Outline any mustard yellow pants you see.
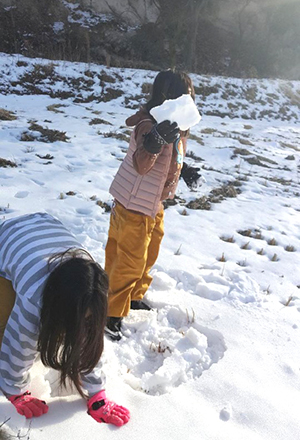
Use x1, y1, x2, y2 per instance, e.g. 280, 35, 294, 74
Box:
0, 277, 16, 349
105, 203, 164, 317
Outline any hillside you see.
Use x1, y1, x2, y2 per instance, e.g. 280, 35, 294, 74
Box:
0, 53, 300, 440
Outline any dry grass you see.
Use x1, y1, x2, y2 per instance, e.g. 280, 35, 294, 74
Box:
188, 133, 205, 145
218, 253, 226, 262
201, 127, 217, 135
186, 308, 196, 324
141, 82, 152, 95
185, 150, 204, 161
220, 235, 235, 243
186, 196, 211, 211
238, 229, 263, 240
237, 259, 247, 267
285, 245, 296, 252
280, 141, 300, 152
268, 177, 292, 186
0, 418, 12, 439
24, 123, 69, 143
284, 296, 294, 306
180, 209, 188, 216
150, 341, 172, 354
241, 241, 250, 250
99, 131, 130, 142
174, 244, 182, 255
0, 108, 17, 121
279, 84, 300, 108
89, 118, 112, 125
257, 248, 265, 255
0, 158, 17, 168
271, 253, 279, 262
237, 137, 254, 146
268, 238, 278, 246
233, 148, 252, 156
47, 104, 66, 113
96, 200, 111, 212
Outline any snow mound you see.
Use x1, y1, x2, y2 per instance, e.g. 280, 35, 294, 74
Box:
110, 306, 225, 396
195, 268, 262, 303
150, 271, 177, 290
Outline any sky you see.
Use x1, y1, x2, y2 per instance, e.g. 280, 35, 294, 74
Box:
0, 53, 300, 440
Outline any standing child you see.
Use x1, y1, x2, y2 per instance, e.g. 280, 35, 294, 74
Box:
105, 70, 201, 341
0, 212, 129, 426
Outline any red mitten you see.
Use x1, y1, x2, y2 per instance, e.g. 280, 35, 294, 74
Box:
87, 390, 130, 426
8, 391, 49, 418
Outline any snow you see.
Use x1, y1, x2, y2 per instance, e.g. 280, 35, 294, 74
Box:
150, 94, 201, 130
0, 53, 300, 440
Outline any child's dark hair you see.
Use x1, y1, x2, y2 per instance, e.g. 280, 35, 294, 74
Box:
145, 69, 195, 112
37, 249, 108, 398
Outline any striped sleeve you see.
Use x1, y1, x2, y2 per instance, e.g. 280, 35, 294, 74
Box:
0, 212, 84, 396
81, 363, 106, 397
0, 296, 39, 395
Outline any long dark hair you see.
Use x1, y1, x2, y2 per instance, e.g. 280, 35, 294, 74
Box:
145, 69, 195, 112
37, 249, 108, 398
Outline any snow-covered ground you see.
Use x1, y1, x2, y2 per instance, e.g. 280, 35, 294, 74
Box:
0, 53, 300, 440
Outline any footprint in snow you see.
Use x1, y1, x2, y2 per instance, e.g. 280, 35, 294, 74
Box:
76, 208, 92, 215
165, 267, 262, 304
31, 178, 45, 186
14, 191, 29, 198
112, 305, 226, 396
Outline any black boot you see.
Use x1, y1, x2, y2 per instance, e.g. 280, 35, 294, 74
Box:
130, 300, 152, 311
105, 317, 123, 341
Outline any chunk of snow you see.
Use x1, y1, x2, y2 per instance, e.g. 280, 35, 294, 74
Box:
150, 94, 201, 131
151, 271, 177, 290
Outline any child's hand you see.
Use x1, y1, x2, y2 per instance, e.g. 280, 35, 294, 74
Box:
87, 390, 130, 426
181, 162, 202, 189
8, 391, 49, 418
143, 120, 179, 153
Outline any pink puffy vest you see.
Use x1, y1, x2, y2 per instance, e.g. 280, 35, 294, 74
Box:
109, 121, 175, 218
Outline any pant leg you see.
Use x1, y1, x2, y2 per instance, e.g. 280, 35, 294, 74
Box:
105, 203, 155, 318
131, 208, 164, 301
0, 277, 16, 349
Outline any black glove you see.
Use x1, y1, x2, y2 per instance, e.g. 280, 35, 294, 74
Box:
143, 120, 180, 154
181, 162, 202, 189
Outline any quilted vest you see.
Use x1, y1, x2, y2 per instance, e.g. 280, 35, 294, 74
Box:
109, 120, 174, 218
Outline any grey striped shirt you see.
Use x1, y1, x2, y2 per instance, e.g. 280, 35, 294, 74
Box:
0, 212, 105, 397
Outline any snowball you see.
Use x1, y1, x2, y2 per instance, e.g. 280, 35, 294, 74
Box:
220, 404, 232, 421
150, 94, 201, 131
30, 374, 51, 400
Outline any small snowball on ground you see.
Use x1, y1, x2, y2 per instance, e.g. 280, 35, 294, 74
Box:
220, 404, 232, 421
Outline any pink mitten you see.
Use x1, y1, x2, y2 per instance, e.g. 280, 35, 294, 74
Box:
8, 391, 49, 418
87, 390, 130, 426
